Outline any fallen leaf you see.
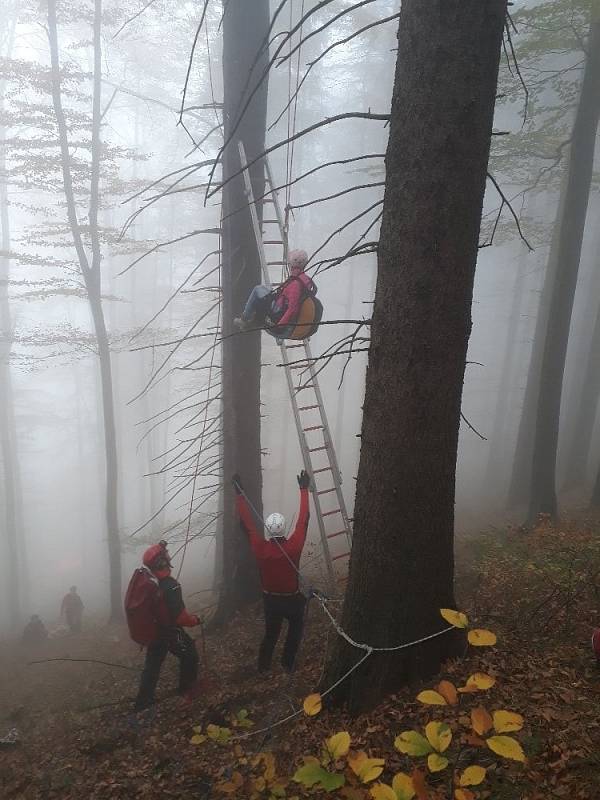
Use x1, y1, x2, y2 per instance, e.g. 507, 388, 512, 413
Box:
425, 721, 452, 753
471, 706, 493, 736
458, 765, 486, 786
437, 680, 458, 705
416, 690, 447, 706
468, 629, 497, 647
440, 609, 469, 628
302, 693, 322, 717
493, 710, 524, 733
394, 731, 433, 757
486, 735, 526, 763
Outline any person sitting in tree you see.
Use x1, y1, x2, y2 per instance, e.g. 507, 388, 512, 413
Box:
232, 469, 311, 673
60, 586, 84, 634
233, 249, 320, 341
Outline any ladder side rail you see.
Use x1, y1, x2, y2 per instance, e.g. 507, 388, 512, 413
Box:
280, 346, 336, 588
264, 157, 288, 263
237, 140, 335, 588
304, 340, 354, 549
238, 141, 274, 288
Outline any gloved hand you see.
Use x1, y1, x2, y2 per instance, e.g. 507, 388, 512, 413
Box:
275, 337, 284, 346
297, 469, 310, 489
232, 474, 243, 495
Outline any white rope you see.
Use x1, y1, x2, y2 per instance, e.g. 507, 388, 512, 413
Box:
313, 591, 455, 653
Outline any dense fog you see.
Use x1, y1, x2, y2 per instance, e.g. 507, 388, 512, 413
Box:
1, 0, 598, 634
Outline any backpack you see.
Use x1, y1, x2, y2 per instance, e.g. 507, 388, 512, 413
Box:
266, 275, 323, 340
124, 567, 161, 646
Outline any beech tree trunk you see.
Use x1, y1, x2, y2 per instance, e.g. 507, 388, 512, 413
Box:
323, 0, 506, 713
47, 0, 122, 620
563, 292, 600, 490
1, 5, 26, 628
215, 0, 269, 621
527, 16, 600, 523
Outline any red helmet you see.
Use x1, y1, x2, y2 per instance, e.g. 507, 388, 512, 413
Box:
143, 541, 171, 572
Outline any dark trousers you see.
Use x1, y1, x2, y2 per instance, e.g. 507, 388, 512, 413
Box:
259, 593, 306, 672
135, 628, 198, 710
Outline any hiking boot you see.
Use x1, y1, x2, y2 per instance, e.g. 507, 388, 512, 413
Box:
233, 317, 252, 331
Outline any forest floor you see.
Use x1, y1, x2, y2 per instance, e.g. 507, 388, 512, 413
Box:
1, 520, 600, 800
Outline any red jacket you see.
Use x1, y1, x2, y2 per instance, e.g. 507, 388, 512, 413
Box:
274, 273, 314, 328
236, 488, 310, 593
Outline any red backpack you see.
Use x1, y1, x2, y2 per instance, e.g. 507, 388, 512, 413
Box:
124, 567, 161, 646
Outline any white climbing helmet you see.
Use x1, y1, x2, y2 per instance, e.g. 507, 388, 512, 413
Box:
265, 512, 287, 539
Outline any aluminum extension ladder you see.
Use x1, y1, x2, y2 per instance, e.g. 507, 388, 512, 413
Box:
238, 140, 353, 590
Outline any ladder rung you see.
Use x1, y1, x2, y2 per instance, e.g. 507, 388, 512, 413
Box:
303, 425, 324, 432
263, 219, 279, 223
267, 260, 286, 265
313, 466, 332, 474
295, 384, 314, 391
317, 488, 336, 496
264, 240, 283, 244
299, 404, 319, 411
263, 198, 275, 203
322, 508, 341, 517
332, 552, 350, 561
289, 364, 308, 370
308, 445, 327, 453
285, 343, 306, 349
326, 530, 347, 539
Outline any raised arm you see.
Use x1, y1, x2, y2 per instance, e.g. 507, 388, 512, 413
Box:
287, 470, 311, 554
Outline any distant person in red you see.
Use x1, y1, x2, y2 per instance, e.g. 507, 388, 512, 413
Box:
233, 469, 311, 673
61, 586, 84, 633
134, 542, 201, 711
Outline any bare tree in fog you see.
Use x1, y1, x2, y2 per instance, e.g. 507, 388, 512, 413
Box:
323, 0, 507, 711
527, 8, 600, 523
213, 0, 270, 622
0, 0, 26, 629
46, 0, 122, 620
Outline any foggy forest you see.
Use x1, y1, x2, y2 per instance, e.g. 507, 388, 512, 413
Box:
1, 0, 600, 798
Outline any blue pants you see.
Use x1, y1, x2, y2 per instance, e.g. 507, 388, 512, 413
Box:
242, 285, 271, 322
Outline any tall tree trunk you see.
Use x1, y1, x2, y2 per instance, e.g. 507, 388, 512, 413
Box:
215, 0, 269, 621
483, 246, 529, 503
527, 15, 600, 523
507, 188, 565, 510
1, 2, 25, 629
47, 0, 122, 620
323, 0, 506, 713
563, 292, 600, 489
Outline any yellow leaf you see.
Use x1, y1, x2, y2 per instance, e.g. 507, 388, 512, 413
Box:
437, 680, 458, 705
427, 753, 449, 773
348, 751, 385, 783
493, 710, 524, 733
416, 690, 447, 706
190, 734, 206, 745
464, 672, 496, 690
303, 693, 322, 716
471, 706, 493, 736
392, 772, 416, 800
459, 765, 487, 786
217, 771, 243, 793
440, 608, 469, 628
394, 731, 433, 756
193, 725, 203, 733
455, 790, 475, 800
486, 735, 526, 763
370, 784, 397, 800
326, 731, 351, 759
468, 629, 497, 647
425, 721, 452, 753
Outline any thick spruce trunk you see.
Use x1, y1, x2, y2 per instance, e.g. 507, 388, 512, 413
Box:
322, 0, 507, 713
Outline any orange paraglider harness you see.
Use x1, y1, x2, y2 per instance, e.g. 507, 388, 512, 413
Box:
264, 274, 323, 340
